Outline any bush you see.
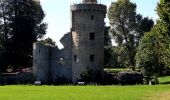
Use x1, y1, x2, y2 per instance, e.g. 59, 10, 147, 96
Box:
0, 75, 6, 85
116, 71, 143, 85
103, 72, 119, 85
0, 51, 2, 72
17, 72, 35, 84
79, 68, 102, 84
0, 72, 35, 85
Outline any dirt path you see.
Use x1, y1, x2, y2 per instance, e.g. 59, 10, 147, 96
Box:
145, 92, 170, 100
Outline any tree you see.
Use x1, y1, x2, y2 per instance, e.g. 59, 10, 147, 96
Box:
108, 0, 153, 70
136, 0, 170, 83
0, 0, 47, 70
104, 26, 113, 67
104, 26, 112, 47
40, 37, 56, 47
136, 30, 161, 84
0, 0, 10, 51
155, 0, 170, 67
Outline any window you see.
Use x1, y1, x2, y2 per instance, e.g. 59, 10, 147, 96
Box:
91, 15, 94, 20
90, 55, 95, 62
90, 32, 95, 40
74, 55, 77, 62
59, 57, 64, 65
83, 24, 85, 30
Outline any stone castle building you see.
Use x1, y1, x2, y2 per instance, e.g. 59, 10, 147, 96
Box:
33, 0, 106, 83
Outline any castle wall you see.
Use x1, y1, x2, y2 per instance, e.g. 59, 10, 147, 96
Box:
33, 43, 50, 83
48, 47, 59, 82
57, 33, 72, 82
33, 33, 73, 83
71, 4, 106, 83
33, 2, 106, 84
49, 46, 72, 83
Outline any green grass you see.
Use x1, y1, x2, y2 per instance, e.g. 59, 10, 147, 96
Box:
104, 68, 141, 74
104, 68, 129, 71
0, 85, 170, 100
104, 68, 129, 74
0, 76, 169, 100
159, 76, 170, 84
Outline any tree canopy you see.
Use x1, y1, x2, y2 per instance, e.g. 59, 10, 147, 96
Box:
0, 0, 47, 70
136, 0, 170, 83
108, 0, 153, 69
40, 37, 56, 47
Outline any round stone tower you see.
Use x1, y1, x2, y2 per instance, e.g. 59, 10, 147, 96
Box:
71, 0, 106, 83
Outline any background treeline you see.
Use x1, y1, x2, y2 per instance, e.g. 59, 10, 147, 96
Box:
0, 0, 169, 84
106, 0, 170, 83
0, 0, 47, 71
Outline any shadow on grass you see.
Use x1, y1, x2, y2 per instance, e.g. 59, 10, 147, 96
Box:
160, 81, 170, 85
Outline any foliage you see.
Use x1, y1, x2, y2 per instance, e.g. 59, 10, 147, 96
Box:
136, 31, 162, 77
104, 27, 122, 68
155, 0, 170, 67
0, 0, 47, 70
39, 37, 56, 47
104, 26, 112, 47
104, 47, 113, 67
104, 46, 123, 68
104, 27, 113, 67
136, 0, 170, 83
108, 0, 154, 69
116, 71, 143, 85
79, 68, 102, 84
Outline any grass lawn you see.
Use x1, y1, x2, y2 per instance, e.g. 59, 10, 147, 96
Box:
159, 76, 170, 84
0, 85, 170, 100
104, 68, 141, 74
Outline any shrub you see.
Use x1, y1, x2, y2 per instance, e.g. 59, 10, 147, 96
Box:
103, 72, 119, 85
0, 72, 35, 85
116, 71, 143, 85
79, 68, 102, 84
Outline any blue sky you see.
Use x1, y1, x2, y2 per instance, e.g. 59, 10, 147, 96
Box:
39, 0, 159, 48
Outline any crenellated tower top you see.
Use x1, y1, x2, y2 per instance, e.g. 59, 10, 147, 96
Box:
83, 0, 97, 4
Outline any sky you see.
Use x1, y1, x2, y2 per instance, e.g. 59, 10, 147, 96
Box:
39, 0, 159, 48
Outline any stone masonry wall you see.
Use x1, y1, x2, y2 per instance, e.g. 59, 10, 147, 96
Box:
33, 43, 50, 83
33, 33, 73, 83
71, 4, 106, 83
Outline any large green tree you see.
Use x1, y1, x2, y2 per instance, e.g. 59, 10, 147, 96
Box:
136, 30, 162, 83
0, 0, 47, 70
136, 0, 170, 83
156, 0, 170, 67
108, 0, 153, 69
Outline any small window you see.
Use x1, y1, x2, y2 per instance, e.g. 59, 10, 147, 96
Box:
90, 55, 95, 62
90, 32, 95, 40
74, 55, 77, 62
59, 57, 64, 65
91, 15, 94, 20
83, 24, 85, 30
39, 49, 40, 53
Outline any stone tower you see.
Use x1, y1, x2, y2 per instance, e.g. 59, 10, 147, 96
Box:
33, 43, 50, 83
71, 0, 107, 83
